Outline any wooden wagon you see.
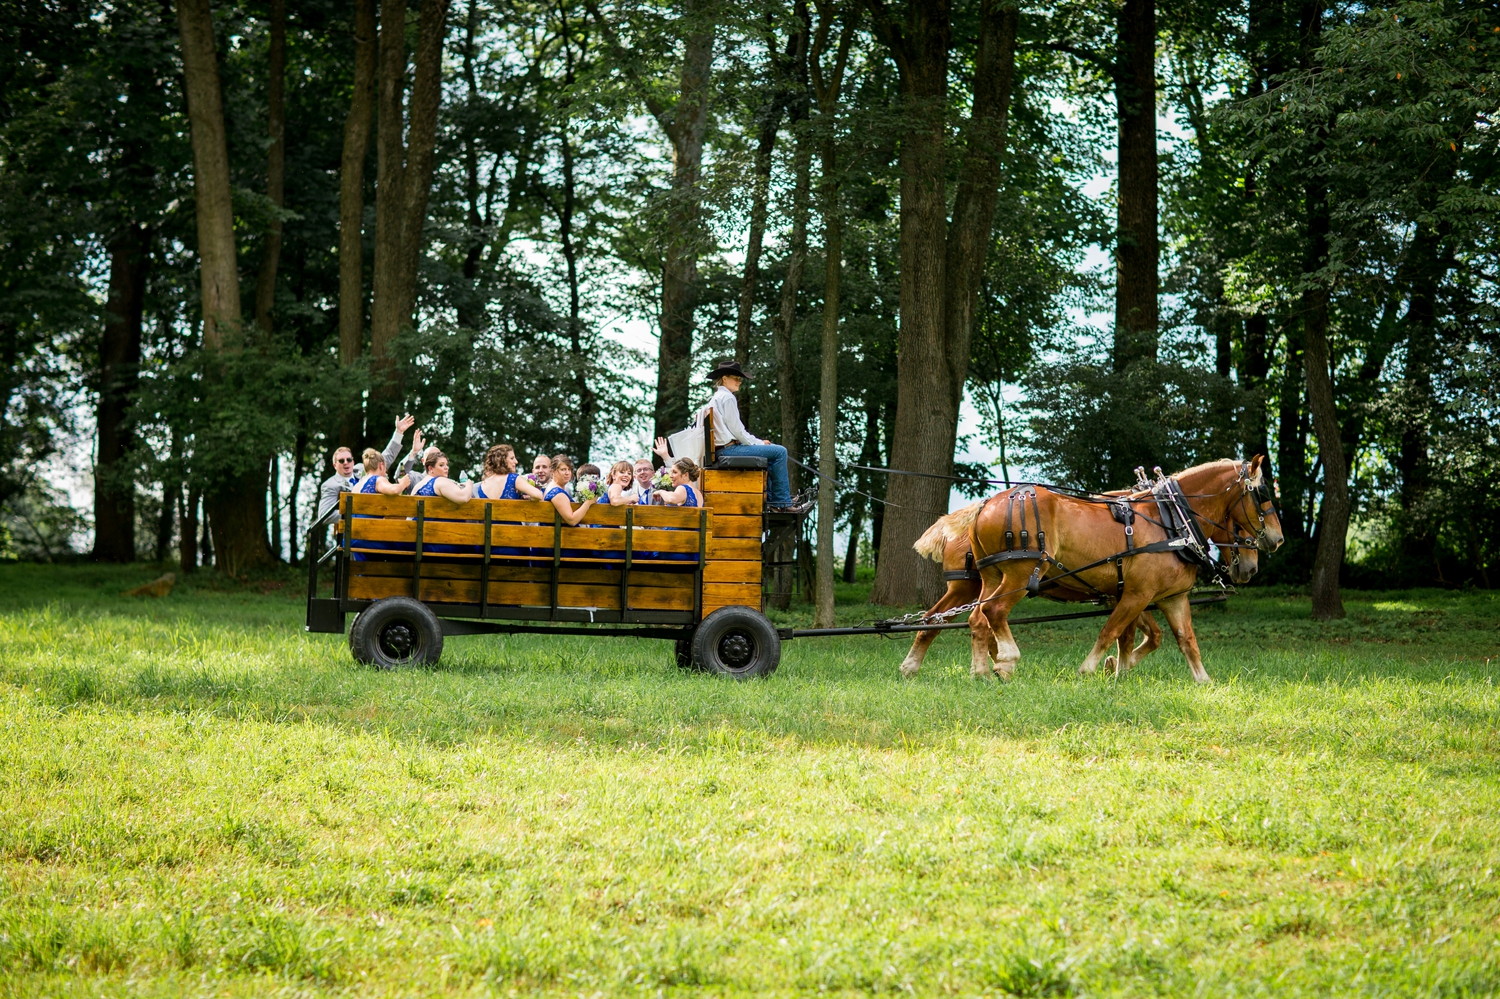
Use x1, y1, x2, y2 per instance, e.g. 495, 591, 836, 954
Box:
305, 458, 786, 677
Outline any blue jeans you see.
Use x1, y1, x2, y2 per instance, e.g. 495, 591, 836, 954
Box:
716, 442, 792, 507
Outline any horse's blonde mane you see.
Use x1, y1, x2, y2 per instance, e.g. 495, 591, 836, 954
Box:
913, 499, 985, 563
1173, 458, 1257, 488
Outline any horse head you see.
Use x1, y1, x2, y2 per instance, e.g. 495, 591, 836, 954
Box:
1237, 455, 1285, 553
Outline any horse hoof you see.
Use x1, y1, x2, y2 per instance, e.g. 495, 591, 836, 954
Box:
1103, 655, 1118, 676
898, 663, 919, 679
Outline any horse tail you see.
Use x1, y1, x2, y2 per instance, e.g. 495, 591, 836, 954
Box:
912, 500, 987, 563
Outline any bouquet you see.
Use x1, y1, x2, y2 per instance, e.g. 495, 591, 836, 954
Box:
574, 476, 604, 502
524, 471, 549, 493
652, 471, 672, 492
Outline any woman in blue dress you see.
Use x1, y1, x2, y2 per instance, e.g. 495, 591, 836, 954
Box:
474, 444, 545, 564
543, 456, 599, 526
412, 448, 474, 557
349, 448, 412, 559
651, 457, 703, 562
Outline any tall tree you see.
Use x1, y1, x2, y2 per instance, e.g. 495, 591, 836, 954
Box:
867, 0, 1019, 605
337, 0, 378, 451
368, 0, 453, 433
809, 0, 855, 627
1112, 0, 1157, 370
176, 0, 275, 574
586, 0, 717, 440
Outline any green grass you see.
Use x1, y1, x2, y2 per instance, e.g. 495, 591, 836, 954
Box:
1, 563, 1497, 997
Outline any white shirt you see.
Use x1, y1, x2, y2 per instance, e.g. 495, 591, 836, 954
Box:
707, 385, 757, 447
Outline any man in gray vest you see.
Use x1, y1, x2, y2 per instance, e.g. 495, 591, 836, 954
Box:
316, 414, 416, 519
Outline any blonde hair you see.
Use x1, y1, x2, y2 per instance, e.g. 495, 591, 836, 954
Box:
360, 448, 384, 472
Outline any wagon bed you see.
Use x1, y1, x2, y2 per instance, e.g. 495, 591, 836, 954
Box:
306, 463, 785, 676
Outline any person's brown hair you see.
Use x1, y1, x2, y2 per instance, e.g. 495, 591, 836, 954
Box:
361, 448, 384, 472
423, 449, 446, 472
609, 460, 633, 483
673, 457, 700, 481
483, 444, 514, 477
551, 455, 574, 475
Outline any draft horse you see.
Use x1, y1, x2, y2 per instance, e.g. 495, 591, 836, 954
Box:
900, 500, 1163, 678
962, 457, 1282, 683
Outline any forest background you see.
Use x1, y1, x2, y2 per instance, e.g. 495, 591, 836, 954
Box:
0, 0, 1495, 619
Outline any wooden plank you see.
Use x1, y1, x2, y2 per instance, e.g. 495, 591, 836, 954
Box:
349, 562, 699, 589
702, 560, 761, 584
700, 469, 766, 493
708, 537, 763, 561
700, 493, 761, 516
343, 493, 704, 529
347, 576, 697, 612
710, 514, 763, 539
700, 597, 764, 618
703, 582, 761, 605
346, 521, 709, 553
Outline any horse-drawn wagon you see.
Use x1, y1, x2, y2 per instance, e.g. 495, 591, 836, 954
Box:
305, 457, 787, 677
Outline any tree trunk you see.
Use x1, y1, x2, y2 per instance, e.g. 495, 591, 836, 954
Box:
93, 224, 149, 562
1112, 0, 1158, 371
368, 0, 452, 433
338, 0, 377, 451
177, 0, 275, 574
768, 124, 812, 612
651, 7, 715, 441
810, 5, 853, 627
253, 0, 286, 335
870, 0, 1017, 606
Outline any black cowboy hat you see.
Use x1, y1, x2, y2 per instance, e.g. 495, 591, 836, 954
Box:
706, 359, 750, 381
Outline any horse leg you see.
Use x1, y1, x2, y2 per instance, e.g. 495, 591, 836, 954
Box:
1122, 611, 1163, 672
1103, 613, 1136, 676
1079, 595, 1153, 676
1156, 592, 1211, 683
966, 571, 1026, 679
899, 578, 977, 678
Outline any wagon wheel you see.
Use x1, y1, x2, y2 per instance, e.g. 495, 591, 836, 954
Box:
690, 607, 781, 679
349, 597, 444, 669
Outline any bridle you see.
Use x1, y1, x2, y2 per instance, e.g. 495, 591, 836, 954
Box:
1193, 462, 1280, 578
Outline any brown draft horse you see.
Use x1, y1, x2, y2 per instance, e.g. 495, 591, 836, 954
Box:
900, 500, 1162, 678
961, 457, 1283, 683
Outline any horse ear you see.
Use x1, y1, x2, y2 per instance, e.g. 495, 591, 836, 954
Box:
1249, 454, 1270, 487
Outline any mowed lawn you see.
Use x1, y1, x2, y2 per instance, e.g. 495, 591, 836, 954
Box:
1, 564, 1497, 998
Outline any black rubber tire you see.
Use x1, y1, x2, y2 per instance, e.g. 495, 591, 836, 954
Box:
348, 597, 444, 669
690, 607, 781, 679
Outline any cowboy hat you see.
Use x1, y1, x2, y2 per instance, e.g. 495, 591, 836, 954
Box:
706, 359, 750, 381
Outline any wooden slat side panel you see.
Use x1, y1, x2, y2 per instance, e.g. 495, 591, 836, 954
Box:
703, 583, 761, 606
708, 537, 762, 561
701, 597, 764, 617
710, 515, 763, 539
701, 493, 761, 516
344, 493, 704, 529
346, 522, 708, 552
700, 470, 767, 493
346, 577, 695, 612
348, 564, 700, 588
702, 560, 762, 584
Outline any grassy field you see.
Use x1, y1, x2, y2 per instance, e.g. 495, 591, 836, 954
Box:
1, 563, 1497, 997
